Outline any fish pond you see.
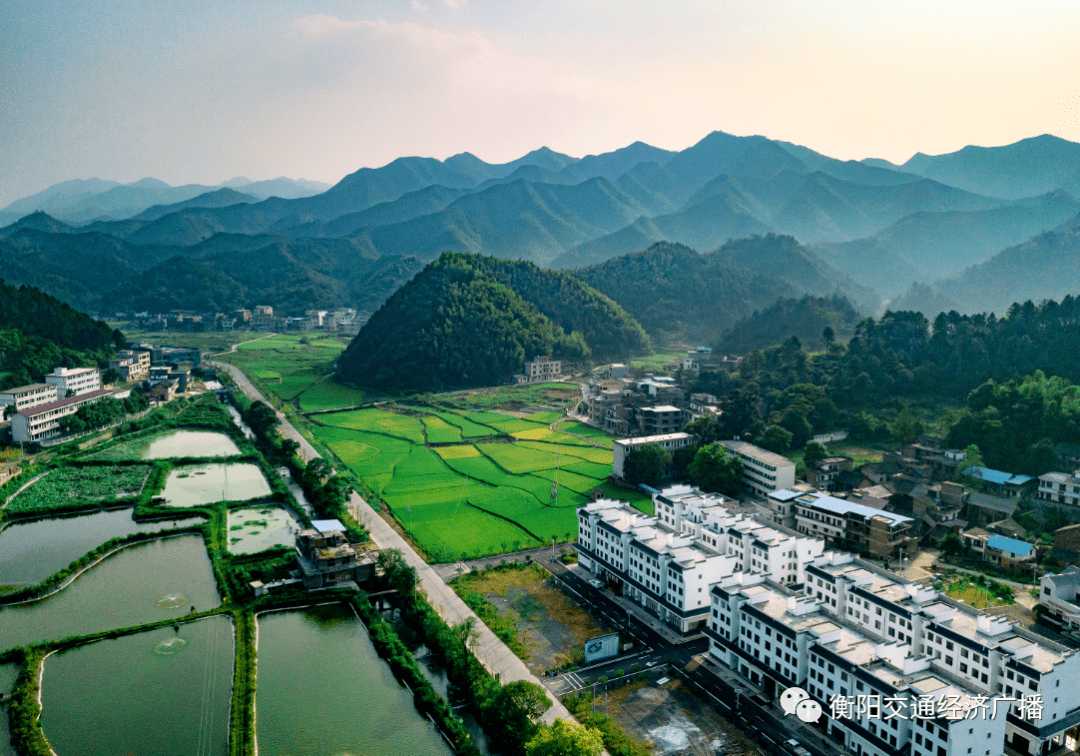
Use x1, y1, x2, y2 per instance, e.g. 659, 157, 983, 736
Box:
161, 463, 272, 508
90, 429, 243, 461
40, 615, 234, 756
0, 534, 221, 653
0, 508, 203, 591
255, 603, 453, 756
226, 504, 300, 554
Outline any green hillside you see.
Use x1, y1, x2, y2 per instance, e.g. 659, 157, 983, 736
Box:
717, 294, 863, 354
337, 253, 648, 391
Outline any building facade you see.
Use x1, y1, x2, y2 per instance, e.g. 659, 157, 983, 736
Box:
11, 388, 113, 444
719, 440, 797, 498
1038, 472, 1080, 507
45, 367, 101, 398
612, 432, 694, 479
0, 383, 58, 412
515, 355, 562, 384
793, 492, 917, 560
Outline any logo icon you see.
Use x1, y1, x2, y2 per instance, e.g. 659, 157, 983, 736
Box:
780, 687, 823, 723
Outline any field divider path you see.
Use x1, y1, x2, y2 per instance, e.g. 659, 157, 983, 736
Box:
549, 416, 609, 449
211, 358, 583, 731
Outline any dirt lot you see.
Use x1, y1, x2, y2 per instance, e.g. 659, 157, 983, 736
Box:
469, 563, 612, 672
592, 669, 763, 756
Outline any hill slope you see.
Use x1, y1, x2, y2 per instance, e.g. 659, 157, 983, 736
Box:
337, 253, 648, 391
717, 294, 863, 354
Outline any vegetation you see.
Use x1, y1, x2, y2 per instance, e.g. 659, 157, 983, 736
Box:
622, 443, 669, 487
717, 293, 862, 353
337, 252, 648, 392
58, 392, 149, 434
563, 691, 653, 756
0, 278, 120, 391
687, 443, 743, 496
5, 464, 152, 514
527, 719, 604, 756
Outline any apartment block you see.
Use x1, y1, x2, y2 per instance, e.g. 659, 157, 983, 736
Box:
706, 551, 1080, 756
45, 367, 101, 398
514, 355, 562, 384
794, 492, 916, 560
637, 405, 689, 435
719, 440, 797, 498
0, 383, 59, 412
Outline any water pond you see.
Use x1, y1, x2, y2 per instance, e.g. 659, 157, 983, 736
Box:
91, 429, 243, 461
226, 503, 300, 554
161, 463, 272, 508
255, 603, 453, 756
1, 662, 17, 756
0, 509, 203, 590
40, 615, 233, 756
0, 534, 221, 653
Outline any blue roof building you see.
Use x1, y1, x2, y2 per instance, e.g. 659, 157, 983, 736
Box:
962, 465, 1036, 496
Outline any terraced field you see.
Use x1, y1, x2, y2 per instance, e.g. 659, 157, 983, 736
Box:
309, 403, 637, 561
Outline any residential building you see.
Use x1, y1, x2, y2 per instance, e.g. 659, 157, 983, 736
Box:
11, 388, 113, 444
636, 405, 688, 435
706, 551, 1080, 756
794, 492, 916, 560
0, 383, 58, 413
251, 305, 276, 331
719, 440, 797, 498
603, 363, 629, 380
109, 349, 151, 381
514, 355, 562, 384
45, 367, 101, 398
805, 456, 854, 492
612, 432, 694, 479
963, 466, 1037, 498
295, 528, 375, 590
150, 346, 202, 368
1038, 471, 1080, 507
962, 532, 1038, 573
1040, 566, 1080, 630
575, 486, 824, 633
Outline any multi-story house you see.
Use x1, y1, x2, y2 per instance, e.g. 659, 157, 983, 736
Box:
45, 367, 101, 398
1038, 471, 1080, 507
612, 433, 694, 479
720, 440, 797, 498
637, 405, 689, 435
794, 492, 916, 560
0, 383, 58, 413
514, 355, 562, 384
11, 388, 113, 444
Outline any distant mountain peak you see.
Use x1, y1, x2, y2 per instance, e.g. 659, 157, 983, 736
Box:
128, 177, 171, 189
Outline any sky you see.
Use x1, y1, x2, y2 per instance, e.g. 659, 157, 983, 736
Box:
3, 0, 1080, 207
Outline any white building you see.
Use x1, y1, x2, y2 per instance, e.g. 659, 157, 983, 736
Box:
11, 388, 113, 444
794, 492, 916, 560
0, 383, 58, 413
707, 551, 1080, 756
1040, 566, 1080, 629
612, 432, 694, 479
576, 486, 824, 633
515, 355, 562, 384
1038, 471, 1080, 507
45, 367, 101, 398
719, 439, 797, 498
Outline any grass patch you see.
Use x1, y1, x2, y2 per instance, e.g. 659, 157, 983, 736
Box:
7, 465, 152, 514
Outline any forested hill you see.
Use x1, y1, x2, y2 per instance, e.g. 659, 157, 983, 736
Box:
337, 253, 649, 391
0, 279, 120, 390
717, 294, 863, 354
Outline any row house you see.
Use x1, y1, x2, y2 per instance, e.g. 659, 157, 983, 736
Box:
707, 552, 1080, 756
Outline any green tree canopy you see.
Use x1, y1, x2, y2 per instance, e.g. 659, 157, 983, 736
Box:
688, 443, 744, 496
623, 443, 670, 487
803, 440, 828, 469
758, 425, 794, 455
526, 719, 604, 756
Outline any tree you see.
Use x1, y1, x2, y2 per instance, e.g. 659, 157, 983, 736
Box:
280, 438, 300, 460
889, 407, 923, 445
303, 458, 332, 490
527, 719, 604, 756
758, 425, 794, 455
803, 440, 828, 469
940, 533, 963, 555
102, 367, 122, 386
623, 443, 669, 487
688, 443, 744, 496
495, 681, 552, 720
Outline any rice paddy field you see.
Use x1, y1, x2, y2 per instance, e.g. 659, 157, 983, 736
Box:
309, 401, 649, 561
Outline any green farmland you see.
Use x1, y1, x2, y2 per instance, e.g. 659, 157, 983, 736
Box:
307, 394, 647, 561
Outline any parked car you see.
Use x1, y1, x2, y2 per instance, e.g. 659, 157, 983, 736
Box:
588, 579, 603, 589
784, 738, 812, 756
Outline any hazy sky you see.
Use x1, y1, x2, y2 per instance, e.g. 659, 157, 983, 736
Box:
3, 0, 1080, 206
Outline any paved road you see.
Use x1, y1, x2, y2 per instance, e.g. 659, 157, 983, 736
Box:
211, 358, 575, 727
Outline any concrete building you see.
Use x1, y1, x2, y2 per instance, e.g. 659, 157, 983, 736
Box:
45, 367, 101, 398
515, 355, 562, 384
706, 551, 1080, 756
1040, 566, 1080, 630
603, 363, 629, 380
962, 532, 1038, 573
11, 388, 113, 444
109, 349, 151, 381
0, 383, 58, 413
719, 440, 797, 498
636, 405, 688, 435
805, 456, 855, 492
794, 492, 917, 560
295, 528, 376, 590
575, 486, 824, 634
963, 466, 1037, 499
612, 432, 694, 479
1038, 471, 1080, 507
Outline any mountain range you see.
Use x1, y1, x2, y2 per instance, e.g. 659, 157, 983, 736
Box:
3, 131, 1080, 331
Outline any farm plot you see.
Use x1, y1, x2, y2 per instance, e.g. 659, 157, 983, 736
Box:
7, 465, 152, 514
421, 416, 463, 444
297, 379, 367, 411
317, 409, 425, 443
430, 411, 499, 438
556, 421, 616, 448
478, 443, 565, 475
313, 426, 412, 491
516, 440, 613, 465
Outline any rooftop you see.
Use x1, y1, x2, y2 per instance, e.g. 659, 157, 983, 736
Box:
15, 388, 113, 417
798, 493, 913, 525
615, 432, 693, 446
962, 465, 1035, 487
986, 534, 1035, 558
0, 383, 53, 395
720, 439, 793, 468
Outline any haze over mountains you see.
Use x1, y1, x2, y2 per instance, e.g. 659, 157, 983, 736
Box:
3, 131, 1080, 335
